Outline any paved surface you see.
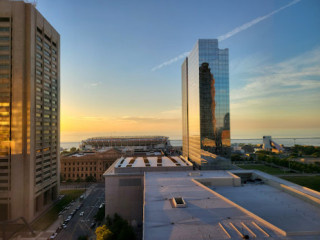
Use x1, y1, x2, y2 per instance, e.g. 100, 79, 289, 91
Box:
55, 183, 104, 240
19, 183, 105, 240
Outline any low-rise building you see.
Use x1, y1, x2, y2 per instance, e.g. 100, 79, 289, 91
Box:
103, 156, 193, 225
104, 161, 320, 239
61, 148, 121, 181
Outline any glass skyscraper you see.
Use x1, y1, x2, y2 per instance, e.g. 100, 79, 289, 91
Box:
182, 39, 230, 169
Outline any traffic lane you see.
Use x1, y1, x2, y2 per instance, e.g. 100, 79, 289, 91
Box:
54, 184, 105, 240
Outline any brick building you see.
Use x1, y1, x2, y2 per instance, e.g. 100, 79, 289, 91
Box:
61, 148, 122, 181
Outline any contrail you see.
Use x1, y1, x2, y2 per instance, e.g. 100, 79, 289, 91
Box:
151, 51, 190, 71
151, 0, 301, 71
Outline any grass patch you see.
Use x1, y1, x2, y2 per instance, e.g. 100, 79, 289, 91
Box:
238, 164, 286, 175
32, 189, 85, 231
280, 176, 320, 192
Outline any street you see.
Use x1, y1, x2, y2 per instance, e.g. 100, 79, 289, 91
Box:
54, 183, 104, 240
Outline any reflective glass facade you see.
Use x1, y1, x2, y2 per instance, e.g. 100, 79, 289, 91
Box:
182, 39, 230, 169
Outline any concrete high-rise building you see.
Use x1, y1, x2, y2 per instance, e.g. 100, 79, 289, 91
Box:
0, 0, 60, 222
182, 39, 230, 169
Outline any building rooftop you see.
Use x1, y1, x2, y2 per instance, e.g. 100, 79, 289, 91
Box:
143, 170, 320, 240
116, 156, 191, 168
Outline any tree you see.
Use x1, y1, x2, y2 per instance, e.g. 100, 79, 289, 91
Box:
95, 205, 105, 222
78, 235, 88, 240
85, 175, 96, 182
96, 225, 113, 240
70, 147, 77, 152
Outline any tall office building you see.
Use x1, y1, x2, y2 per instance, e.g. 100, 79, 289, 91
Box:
0, 0, 60, 222
182, 39, 230, 169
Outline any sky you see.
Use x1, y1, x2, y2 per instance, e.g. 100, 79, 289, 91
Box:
35, 0, 320, 141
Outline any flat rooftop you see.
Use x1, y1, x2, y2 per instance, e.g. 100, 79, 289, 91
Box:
144, 170, 320, 240
214, 184, 320, 234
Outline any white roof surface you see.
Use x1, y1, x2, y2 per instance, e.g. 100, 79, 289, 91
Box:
144, 170, 320, 240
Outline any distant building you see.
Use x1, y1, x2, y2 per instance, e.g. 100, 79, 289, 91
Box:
182, 39, 231, 169
61, 148, 121, 181
0, 0, 60, 222
263, 136, 284, 153
80, 136, 169, 153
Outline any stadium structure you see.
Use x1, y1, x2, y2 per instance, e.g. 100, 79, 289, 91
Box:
80, 136, 170, 152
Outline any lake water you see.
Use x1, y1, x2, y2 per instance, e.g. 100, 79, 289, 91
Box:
61, 138, 320, 150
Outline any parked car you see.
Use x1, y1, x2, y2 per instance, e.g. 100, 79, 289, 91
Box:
49, 232, 57, 239
79, 211, 84, 216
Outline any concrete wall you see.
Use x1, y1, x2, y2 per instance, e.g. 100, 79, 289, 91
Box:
105, 174, 144, 225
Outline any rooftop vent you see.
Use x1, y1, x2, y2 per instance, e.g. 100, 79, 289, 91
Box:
188, 172, 202, 176
172, 197, 187, 208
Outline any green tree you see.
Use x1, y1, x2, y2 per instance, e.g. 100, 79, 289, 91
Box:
78, 235, 88, 240
96, 225, 113, 240
70, 147, 77, 152
95, 205, 105, 222
85, 175, 96, 182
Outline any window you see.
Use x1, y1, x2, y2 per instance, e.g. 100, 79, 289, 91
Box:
0, 18, 10, 22
36, 35, 42, 42
45, 34, 51, 42
0, 55, 9, 60
52, 49, 57, 54
52, 56, 56, 61
0, 64, 9, 69
52, 42, 57, 47
36, 61, 42, 67
36, 44, 42, 51
36, 70, 42, 76
0, 27, 9, 32
44, 50, 50, 57
44, 66, 50, 72
0, 46, 9, 51
36, 53, 42, 59
44, 42, 50, 49
0, 36, 9, 41
37, 27, 42, 34
44, 58, 50, 65
0, 74, 9, 79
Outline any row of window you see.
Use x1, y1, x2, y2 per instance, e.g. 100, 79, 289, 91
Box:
36, 27, 57, 48
0, 46, 9, 51
0, 27, 9, 32
64, 173, 97, 178
64, 167, 99, 171
63, 161, 105, 166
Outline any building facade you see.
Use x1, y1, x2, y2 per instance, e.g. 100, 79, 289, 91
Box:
61, 148, 122, 181
182, 39, 230, 169
0, 1, 60, 222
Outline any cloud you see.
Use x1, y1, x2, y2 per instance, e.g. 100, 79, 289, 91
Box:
231, 46, 320, 101
151, 0, 301, 71
84, 81, 102, 88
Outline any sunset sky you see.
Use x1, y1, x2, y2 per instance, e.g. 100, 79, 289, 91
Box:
36, 0, 320, 142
